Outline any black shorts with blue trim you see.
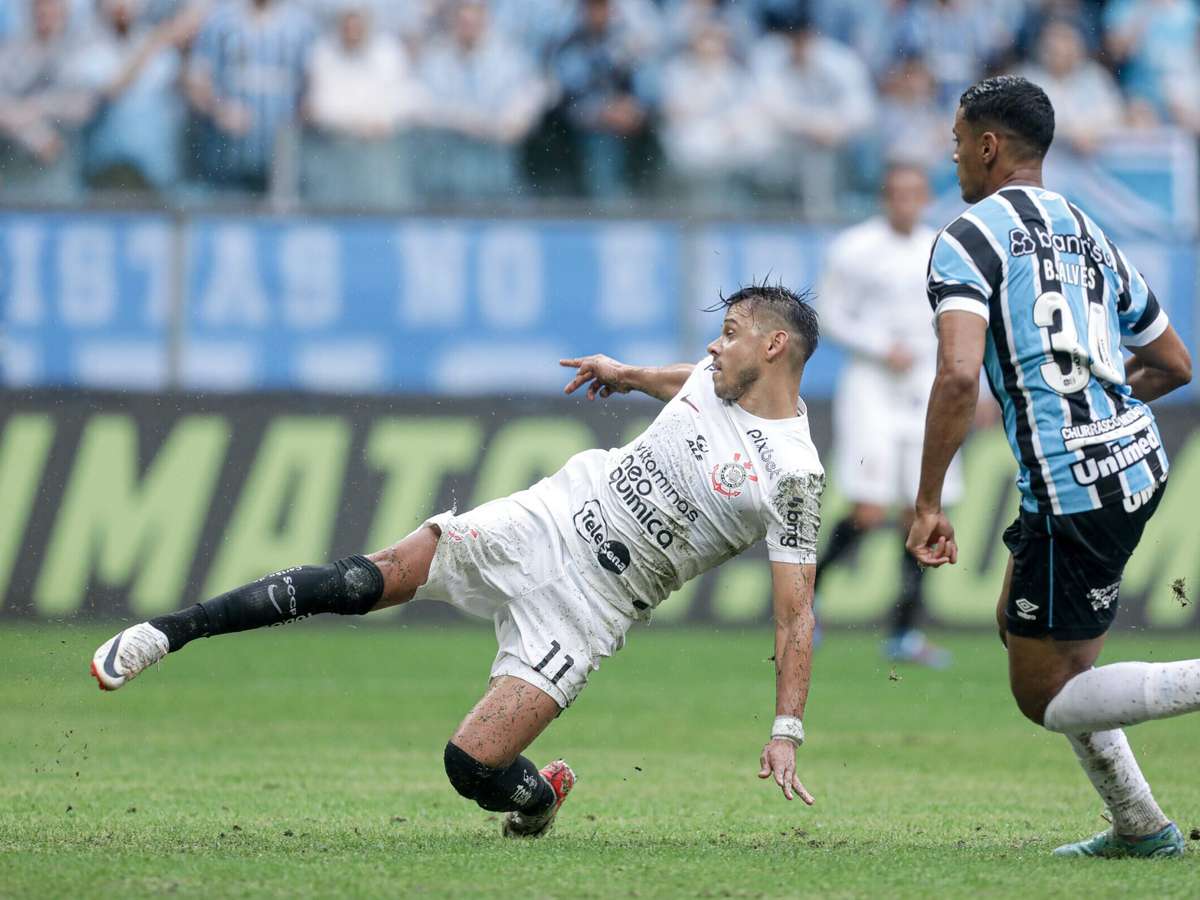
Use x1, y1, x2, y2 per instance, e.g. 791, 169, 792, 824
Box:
1001, 479, 1166, 641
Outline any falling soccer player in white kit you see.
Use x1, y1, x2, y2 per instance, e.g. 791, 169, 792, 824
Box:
91, 285, 827, 837
815, 164, 964, 666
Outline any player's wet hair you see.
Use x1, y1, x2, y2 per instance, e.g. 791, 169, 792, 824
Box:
959, 75, 1055, 159
705, 282, 820, 365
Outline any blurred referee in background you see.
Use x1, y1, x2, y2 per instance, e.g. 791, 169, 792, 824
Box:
814, 164, 964, 667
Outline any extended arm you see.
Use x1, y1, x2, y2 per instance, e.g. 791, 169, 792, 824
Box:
560, 355, 693, 403
758, 560, 816, 804
1124, 324, 1192, 403
907, 311, 987, 567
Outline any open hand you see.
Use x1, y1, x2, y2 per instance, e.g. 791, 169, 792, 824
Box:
758, 739, 814, 804
560, 355, 632, 400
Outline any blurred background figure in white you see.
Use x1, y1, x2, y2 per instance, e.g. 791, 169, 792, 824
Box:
814, 163, 964, 668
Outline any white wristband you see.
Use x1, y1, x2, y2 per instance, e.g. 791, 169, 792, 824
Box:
771, 715, 805, 747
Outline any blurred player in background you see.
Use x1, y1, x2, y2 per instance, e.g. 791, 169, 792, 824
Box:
910, 75, 1197, 859
91, 285, 827, 837
815, 164, 959, 667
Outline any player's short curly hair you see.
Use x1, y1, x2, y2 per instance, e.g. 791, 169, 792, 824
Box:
959, 75, 1055, 159
705, 282, 820, 364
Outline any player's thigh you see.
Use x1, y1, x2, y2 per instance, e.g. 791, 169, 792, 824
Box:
450, 675, 561, 768
995, 555, 1013, 645
1006, 633, 1106, 725
366, 524, 440, 610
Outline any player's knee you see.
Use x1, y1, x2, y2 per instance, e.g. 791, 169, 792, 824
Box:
1014, 692, 1049, 726
1010, 678, 1058, 726
443, 741, 491, 803
329, 555, 385, 615
852, 504, 887, 530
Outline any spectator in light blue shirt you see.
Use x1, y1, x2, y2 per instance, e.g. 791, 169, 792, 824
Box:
185, 0, 314, 193
417, 1, 548, 201
71, 0, 197, 192
1105, 0, 1200, 121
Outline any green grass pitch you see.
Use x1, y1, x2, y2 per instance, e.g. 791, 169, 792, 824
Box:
1, 623, 1198, 898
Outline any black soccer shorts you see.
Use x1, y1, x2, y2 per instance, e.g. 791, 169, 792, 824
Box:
1001, 479, 1166, 641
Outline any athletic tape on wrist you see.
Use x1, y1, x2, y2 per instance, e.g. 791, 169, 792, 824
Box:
771, 715, 805, 747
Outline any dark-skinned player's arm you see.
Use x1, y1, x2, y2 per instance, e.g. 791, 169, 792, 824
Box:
1123, 324, 1192, 403
559, 355, 693, 403
906, 310, 988, 568
758, 560, 817, 805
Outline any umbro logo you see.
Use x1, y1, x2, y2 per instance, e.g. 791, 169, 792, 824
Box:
1009, 228, 1036, 257
1015, 598, 1039, 621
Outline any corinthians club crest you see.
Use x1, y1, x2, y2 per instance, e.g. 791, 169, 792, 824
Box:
711, 452, 757, 498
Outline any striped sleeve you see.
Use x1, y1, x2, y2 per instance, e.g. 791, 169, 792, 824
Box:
1113, 245, 1169, 347
926, 216, 1001, 324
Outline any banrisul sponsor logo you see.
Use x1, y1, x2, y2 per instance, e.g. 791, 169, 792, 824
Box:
573, 500, 631, 575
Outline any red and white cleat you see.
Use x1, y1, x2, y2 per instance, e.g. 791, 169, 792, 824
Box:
501, 759, 576, 838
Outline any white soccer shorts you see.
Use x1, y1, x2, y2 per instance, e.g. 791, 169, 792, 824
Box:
418, 494, 634, 708
834, 366, 963, 508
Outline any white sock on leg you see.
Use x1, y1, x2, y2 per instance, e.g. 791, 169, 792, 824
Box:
1065, 730, 1169, 839
1042, 660, 1200, 733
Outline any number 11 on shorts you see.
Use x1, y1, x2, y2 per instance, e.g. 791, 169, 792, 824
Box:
532, 640, 575, 685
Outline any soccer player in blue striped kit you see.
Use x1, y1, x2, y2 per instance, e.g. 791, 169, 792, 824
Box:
908, 75, 1197, 858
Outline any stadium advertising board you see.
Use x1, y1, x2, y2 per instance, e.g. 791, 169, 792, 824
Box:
3, 212, 1196, 400
4, 391, 1199, 630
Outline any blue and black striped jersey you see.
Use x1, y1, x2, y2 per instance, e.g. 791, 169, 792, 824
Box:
927, 185, 1169, 516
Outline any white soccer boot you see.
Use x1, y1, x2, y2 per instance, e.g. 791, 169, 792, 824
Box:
90, 623, 170, 691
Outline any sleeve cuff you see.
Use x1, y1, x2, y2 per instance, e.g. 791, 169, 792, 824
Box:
935, 295, 990, 324
1122, 310, 1169, 347
768, 550, 816, 566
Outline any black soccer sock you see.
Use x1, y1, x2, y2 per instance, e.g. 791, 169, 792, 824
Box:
149, 555, 384, 652
444, 742, 556, 816
890, 544, 925, 637
813, 516, 866, 589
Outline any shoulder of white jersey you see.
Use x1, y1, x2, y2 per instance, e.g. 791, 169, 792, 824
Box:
767, 413, 824, 474
828, 216, 887, 256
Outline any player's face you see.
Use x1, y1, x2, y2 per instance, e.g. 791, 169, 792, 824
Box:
706, 306, 762, 402
952, 108, 986, 204
883, 168, 929, 233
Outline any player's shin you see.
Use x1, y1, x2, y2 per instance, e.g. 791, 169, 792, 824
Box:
891, 549, 924, 636
1065, 729, 1169, 838
148, 556, 385, 652
1043, 660, 1200, 732
813, 517, 865, 586
443, 742, 555, 816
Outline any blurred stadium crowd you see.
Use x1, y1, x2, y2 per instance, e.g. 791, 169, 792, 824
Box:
0, 0, 1198, 214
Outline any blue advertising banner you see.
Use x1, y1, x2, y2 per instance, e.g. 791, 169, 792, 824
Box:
181, 217, 685, 393
2, 212, 1196, 398
0, 212, 173, 389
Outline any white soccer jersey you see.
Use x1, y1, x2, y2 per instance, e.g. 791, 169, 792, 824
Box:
819, 216, 940, 417
527, 358, 825, 619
